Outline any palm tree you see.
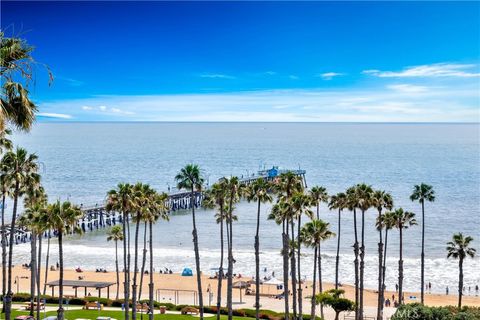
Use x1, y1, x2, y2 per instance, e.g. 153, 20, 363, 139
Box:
300, 219, 335, 320
0, 169, 12, 312
354, 183, 373, 320
345, 186, 360, 319
19, 182, 46, 317
203, 181, 228, 320
131, 183, 154, 319
1, 147, 39, 319
107, 225, 124, 300
245, 178, 272, 319
223, 176, 243, 320
0, 129, 12, 154
309, 186, 328, 220
446, 233, 476, 309
376, 210, 396, 312
46, 201, 83, 320
328, 192, 347, 290
410, 183, 435, 305
34, 207, 49, 320
290, 191, 313, 320
138, 221, 148, 301
175, 164, 205, 319
390, 208, 416, 305
106, 183, 135, 320
147, 192, 169, 320
273, 172, 303, 320
371, 190, 393, 320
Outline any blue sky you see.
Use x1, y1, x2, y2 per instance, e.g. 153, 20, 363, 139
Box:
2, 1, 479, 122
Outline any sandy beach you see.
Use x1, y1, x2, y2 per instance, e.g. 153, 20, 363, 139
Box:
5, 265, 480, 319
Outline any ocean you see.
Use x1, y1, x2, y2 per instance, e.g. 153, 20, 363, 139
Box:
8, 122, 480, 294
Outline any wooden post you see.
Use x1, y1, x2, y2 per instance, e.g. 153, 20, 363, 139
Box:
75, 287, 78, 297
51, 286, 54, 297
98, 288, 101, 298
107, 286, 110, 300
85, 286, 87, 297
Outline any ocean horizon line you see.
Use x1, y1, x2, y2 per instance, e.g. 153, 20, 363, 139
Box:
34, 120, 480, 124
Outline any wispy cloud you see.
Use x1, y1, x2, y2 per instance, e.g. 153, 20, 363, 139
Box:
57, 76, 85, 87
37, 112, 73, 119
39, 82, 479, 122
199, 73, 236, 79
387, 84, 429, 93
289, 75, 299, 80
318, 72, 345, 80
363, 63, 480, 78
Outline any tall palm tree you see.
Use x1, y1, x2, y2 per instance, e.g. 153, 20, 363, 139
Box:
328, 192, 347, 290
107, 225, 124, 300
46, 201, 83, 320
245, 178, 272, 319
371, 190, 393, 320
390, 208, 416, 305
131, 183, 154, 319
446, 233, 476, 309
203, 181, 228, 320
410, 183, 435, 305
309, 186, 328, 220
376, 210, 396, 312
138, 221, 148, 301
106, 183, 135, 320
290, 191, 313, 320
345, 186, 360, 319
19, 182, 46, 317
273, 172, 303, 320
0, 170, 12, 312
0, 129, 12, 154
223, 176, 243, 320
300, 219, 335, 320
354, 183, 373, 320
34, 206, 49, 320
1, 147, 39, 319
175, 164, 205, 319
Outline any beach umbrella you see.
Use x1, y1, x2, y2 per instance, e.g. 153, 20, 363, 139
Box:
181, 267, 193, 276
233, 280, 250, 303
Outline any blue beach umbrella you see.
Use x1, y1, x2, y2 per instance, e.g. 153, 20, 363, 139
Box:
182, 267, 193, 276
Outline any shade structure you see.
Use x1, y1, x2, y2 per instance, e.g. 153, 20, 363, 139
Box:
233, 281, 250, 303
181, 267, 193, 276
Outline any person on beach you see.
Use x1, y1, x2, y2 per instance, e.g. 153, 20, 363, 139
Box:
446, 286, 449, 295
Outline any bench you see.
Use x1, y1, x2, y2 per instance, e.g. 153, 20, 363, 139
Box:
23, 302, 45, 311
136, 303, 149, 312
181, 306, 199, 315
83, 301, 104, 310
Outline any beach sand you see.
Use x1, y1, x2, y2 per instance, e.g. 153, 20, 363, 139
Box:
6, 265, 480, 319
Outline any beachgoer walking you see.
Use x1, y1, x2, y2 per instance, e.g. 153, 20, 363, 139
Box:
446, 286, 449, 295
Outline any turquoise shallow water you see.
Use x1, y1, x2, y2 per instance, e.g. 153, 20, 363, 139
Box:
9, 122, 480, 293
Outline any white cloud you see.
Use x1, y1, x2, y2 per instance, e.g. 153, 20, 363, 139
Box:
82, 106, 93, 110
289, 75, 299, 80
37, 112, 73, 119
99, 106, 107, 111
318, 72, 344, 80
57, 76, 84, 87
200, 73, 236, 79
387, 84, 429, 93
363, 63, 480, 78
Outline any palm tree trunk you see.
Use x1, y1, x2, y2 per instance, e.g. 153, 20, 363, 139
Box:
115, 240, 120, 300
359, 210, 365, 320
352, 208, 359, 320
398, 227, 403, 305
29, 232, 37, 316
421, 201, 425, 305
57, 231, 64, 320
216, 213, 224, 320
335, 209, 341, 289
458, 258, 463, 309
290, 221, 297, 320
37, 234, 42, 320
5, 185, 19, 320
122, 212, 130, 320
227, 218, 234, 320
377, 210, 384, 320
43, 235, 50, 296
282, 220, 290, 320
297, 215, 303, 320
318, 243, 324, 319
138, 222, 147, 301
1, 193, 7, 313
131, 214, 141, 320
191, 189, 204, 319
310, 246, 317, 320
382, 229, 389, 308
254, 200, 261, 320
148, 221, 154, 320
